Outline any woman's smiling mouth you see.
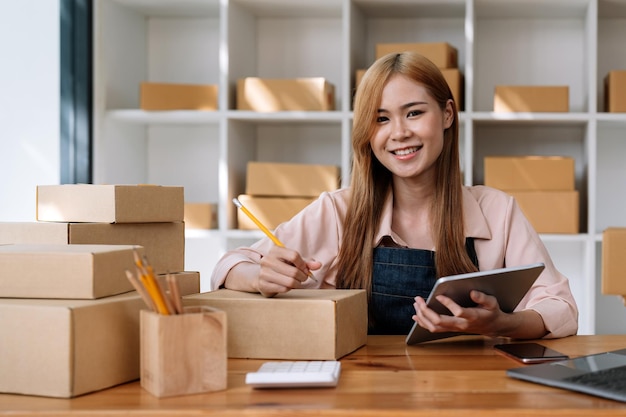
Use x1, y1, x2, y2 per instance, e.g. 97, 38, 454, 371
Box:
392, 146, 422, 156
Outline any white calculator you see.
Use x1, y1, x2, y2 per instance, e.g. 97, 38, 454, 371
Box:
245, 360, 341, 389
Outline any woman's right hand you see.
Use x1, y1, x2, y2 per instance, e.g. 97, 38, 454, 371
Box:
256, 245, 321, 297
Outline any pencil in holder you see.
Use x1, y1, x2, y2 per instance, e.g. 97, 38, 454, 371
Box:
140, 306, 227, 397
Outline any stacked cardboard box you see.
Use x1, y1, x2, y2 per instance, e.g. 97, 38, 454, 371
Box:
484, 156, 579, 234
237, 162, 340, 230
0, 184, 200, 398
355, 42, 464, 110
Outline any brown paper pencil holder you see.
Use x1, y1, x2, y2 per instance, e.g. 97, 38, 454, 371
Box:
140, 306, 227, 397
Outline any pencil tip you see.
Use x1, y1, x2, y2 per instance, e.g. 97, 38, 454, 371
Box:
232, 198, 242, 208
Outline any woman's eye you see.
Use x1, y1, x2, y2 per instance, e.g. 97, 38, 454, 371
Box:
376, 116, 389, 123
407, 110, 423, 117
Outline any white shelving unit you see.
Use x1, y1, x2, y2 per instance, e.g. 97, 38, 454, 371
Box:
93, 0, 626, 335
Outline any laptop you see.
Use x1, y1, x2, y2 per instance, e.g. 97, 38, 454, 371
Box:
507, 348, 626, 403
406, 263, 545, 345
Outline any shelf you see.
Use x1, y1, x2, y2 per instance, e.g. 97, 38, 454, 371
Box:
94, 0, 626, 335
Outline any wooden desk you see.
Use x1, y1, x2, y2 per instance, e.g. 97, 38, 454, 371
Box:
2, 335, 626, 416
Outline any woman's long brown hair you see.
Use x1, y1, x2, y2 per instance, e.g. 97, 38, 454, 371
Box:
336, 52, 478, 294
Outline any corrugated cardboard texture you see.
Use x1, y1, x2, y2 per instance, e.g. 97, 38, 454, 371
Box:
0, 222, 185, 275
604, 70, 626, 113
246, 161, 340, 197
236, 195, 316, 230
237, 77, 335, 111
375, 42, 458, 68
507, 191, 579, 234
184, 289, 367, 360
484, 156, 575, 191
140, 82, 218, 111
36, 184, 184, 223
602, 228, 626, 295
0, 293, 144, 398
494, 86, 569, 112
0, 244, 141, 299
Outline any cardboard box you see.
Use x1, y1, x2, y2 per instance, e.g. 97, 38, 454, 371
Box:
0, 279, 201, 399
494, 86, 569, 112
0, 292, 143, 398
184, 289, 368, 360
0, 221, 184, 275
237, 77, 335, 111
36, 184, 184, 223
442, 68, 464, 110
236, 195, 316, 230
0, 244, 142, 299
507, 191, 579, 234
604, 70, 626, 112
157, 271, 200, 296
375, 42, 458, 68
602, 228, 626, 295
484, 156, 575, 191
246, 161, 340, 197
184, 203, 218, 229
140, 82, 218, 111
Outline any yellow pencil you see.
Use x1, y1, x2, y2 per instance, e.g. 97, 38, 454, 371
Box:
233, 197, 317, 282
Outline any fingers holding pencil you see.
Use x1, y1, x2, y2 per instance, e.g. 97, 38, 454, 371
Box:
233, 198, 319, 283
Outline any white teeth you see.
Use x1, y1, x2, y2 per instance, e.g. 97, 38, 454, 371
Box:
393, 147, 419, 156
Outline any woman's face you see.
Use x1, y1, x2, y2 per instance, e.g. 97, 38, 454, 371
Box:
370, 74, 453, 185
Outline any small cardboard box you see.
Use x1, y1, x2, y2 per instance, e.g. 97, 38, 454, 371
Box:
604, 70, 626, 113
484, 156, 575, 191
246, 161, 340, 197
237, 77, 335, 111
0, 221, 184, 275
184, 289, 368, 360
184, 203, 218, 229
0, 279, 201, 399
0, 244, 142, 299
140, 307, 227, 397
36, 184, 184, 223
375, 42, 458, 68
494, 86, 569, 112
140, 82, 218, 111
602, 228, 626, 295
157, 271, 200, 296
507, 191, 579, 234
236, 195, 316, 230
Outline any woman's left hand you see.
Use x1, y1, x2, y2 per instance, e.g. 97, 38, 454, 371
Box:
412, 290, 505, 336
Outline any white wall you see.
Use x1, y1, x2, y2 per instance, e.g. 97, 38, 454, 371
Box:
0, 1, 60, 221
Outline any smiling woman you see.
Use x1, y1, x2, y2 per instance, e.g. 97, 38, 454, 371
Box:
60, 0, 92, 184
212, 51, 578, 341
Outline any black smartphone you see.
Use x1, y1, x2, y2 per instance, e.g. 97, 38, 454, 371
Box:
494, 342, 569, 364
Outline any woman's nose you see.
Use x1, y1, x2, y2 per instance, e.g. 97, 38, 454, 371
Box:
390, 119, 410, 141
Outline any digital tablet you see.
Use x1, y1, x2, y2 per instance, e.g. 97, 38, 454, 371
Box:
405, 263, 545, 345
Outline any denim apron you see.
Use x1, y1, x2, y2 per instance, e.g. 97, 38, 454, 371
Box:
369, 238, 479, 335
